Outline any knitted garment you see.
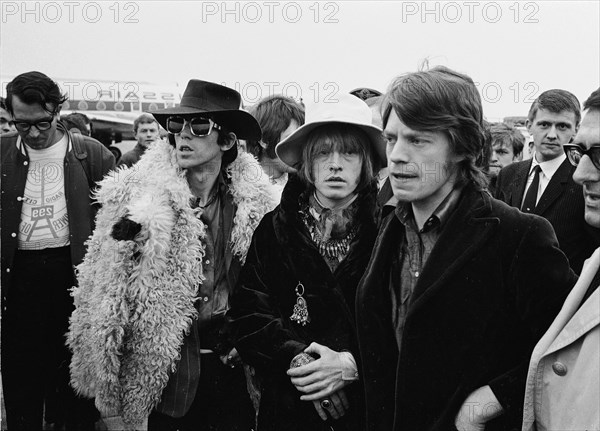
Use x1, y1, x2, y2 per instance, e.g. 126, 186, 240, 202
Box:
67, 141, 278, 428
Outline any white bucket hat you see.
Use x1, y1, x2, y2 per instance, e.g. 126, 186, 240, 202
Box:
275, 93, 386, 168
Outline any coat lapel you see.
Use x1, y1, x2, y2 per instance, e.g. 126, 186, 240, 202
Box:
534, 158, 573, 215
510, 160, 531, 207
408, 188, 499, 315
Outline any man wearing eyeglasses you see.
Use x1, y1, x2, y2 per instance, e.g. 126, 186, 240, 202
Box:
522, 87, 600, 431
1, 71, 115, 430
67, 80, 278, 430
495, 89, 598, 274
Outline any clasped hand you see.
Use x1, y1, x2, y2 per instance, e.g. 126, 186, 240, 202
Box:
287, 342, 357, 421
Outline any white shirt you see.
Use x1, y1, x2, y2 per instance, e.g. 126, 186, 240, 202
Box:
521, 153, 566, 208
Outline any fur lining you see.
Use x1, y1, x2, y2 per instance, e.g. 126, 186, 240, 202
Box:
226, 151, 280, 264
67, 141, 277, 427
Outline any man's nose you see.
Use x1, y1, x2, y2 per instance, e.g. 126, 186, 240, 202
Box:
388, 140, 409, 164
328, 152, 343, 167
546, 125, 558, 139
28, 127, 40, 139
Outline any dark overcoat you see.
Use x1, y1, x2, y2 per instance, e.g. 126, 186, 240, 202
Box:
229, 175, 378, 431
356, 185, 576, 431
495, 157, 598, 274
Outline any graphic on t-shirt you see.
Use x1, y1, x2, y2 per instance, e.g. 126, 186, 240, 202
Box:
18, 138, 70, 250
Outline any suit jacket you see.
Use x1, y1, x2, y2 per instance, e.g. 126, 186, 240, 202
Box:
356, 184, 576, 431
495, 158, 597, 274
522, 248, 599, 431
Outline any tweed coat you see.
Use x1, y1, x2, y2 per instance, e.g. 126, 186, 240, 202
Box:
495, 157, 598, 274
356, 185, 576, 431
522, 248, 599, 431
228, 175, 378, 431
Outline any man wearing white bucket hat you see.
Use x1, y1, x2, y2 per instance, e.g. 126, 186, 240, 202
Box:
229, 93, 384, 430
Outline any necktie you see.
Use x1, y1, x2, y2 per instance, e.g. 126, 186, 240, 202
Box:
521, 165, 541, 213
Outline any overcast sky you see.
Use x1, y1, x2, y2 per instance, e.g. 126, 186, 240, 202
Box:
1, 1, 599, 120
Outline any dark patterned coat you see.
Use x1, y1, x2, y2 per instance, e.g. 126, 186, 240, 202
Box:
228, 175, 378, 431
495, 157, 599, 274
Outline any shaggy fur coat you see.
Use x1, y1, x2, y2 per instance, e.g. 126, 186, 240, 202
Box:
67, 141, 278, 427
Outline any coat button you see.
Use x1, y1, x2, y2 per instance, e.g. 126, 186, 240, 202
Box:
203, 296, 209, 302
11, 232, 16, 238
6, 268, 10, 273
205, 259, 210, 265
552, 361, 568, 376
17, 196, 22, 201
23, 161, 28, 166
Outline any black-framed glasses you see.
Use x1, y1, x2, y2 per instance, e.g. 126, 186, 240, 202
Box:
564, 144, 600, 170
13, 116, 55, 132
166, 116, 221, 137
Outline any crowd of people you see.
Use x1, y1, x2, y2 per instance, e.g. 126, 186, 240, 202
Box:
1, 69, 598, 431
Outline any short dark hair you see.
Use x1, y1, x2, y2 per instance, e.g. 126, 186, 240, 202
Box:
133, 113, 159, 134
247, 95, 305, 159
490, 122, 525, 157
527, 89, 581, 125
6, 71, 67, 115
61, 113, 89, 135
0, 97, 7, 110
297, 124, 376, 195
583, 88, 600, 111
382, 65, 488, 190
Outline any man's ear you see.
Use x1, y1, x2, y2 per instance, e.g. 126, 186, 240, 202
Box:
259, 140, 268, 150
220, 132, 237, 152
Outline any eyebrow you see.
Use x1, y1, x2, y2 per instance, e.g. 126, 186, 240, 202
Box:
536, 120, 573, 128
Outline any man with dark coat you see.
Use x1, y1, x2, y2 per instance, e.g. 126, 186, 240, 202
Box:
356, 66, 576, 431
495, 89, 598, 274
1, 71, 115, 430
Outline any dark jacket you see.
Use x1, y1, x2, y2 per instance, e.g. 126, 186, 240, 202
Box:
495, 158, 598, 274
1, 128, 115, 299
116, 143, 146, 168
356, 184, 576, 431
229, 175, 378, 431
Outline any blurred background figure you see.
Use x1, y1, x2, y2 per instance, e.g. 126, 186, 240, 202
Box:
487, 122, 525, 193
350, 88, 395, 218
0, 97, 16, 134
61, 112, 92, 136
246, 95, 305, 194
117, 112, 161, 168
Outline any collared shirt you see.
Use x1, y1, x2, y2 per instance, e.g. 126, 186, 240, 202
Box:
390, 186, 463, 350
522, 153, 566, 207
157, 173, 231, 417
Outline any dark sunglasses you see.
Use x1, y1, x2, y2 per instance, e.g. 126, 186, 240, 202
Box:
564, 144, 600, 170
13, 116, 55, 132
166, 116, 221, 137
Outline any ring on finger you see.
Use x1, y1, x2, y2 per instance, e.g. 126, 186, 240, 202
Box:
320, 399, 332, 409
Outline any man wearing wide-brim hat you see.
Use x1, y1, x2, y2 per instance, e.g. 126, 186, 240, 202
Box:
67, 80, 279, 430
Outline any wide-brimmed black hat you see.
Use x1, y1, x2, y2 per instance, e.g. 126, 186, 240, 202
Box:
151, 80, 261, 141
